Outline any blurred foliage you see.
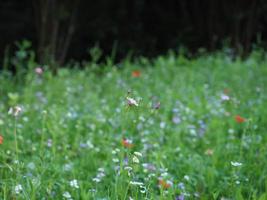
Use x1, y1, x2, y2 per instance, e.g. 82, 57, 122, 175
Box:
0, 0, 267, 65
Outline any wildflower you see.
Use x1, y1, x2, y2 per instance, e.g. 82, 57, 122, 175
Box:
228, 129, 234, 134
126, 97, 139, 107
8, 106, 22, 117
112, 150, 117, 154
63, 191, 72, 199
47, 139, 53, 147
221, 94, 230, 101
124, 166, 133, 176
231, 161, 242, 167
27, 162, 36, 170
112, 158, 119, 163
15, 184, 23, 194
92, 177, 101, 183
63, 163, 73, 171
0, 135, 3, 144
98, 167, 105, 173
132, 156, 140, 164
88, 188, 97, 193
121, 138, 133, 148
92, 167, 106, 182
160, 121, 166, 129
178, 182, 185, 190
69, 179, 79, 189
184, 175, 190, 181
204, 148, 214, 156
35, 67, 43, 75
15, 106, 22, 116
235, 115, 246, 123
158, 179, 172, 189
134, 151, 142, 157
132, 70, 141, 77
140, 185, 147, 193
142, 163, 156, 172
124, 166, 133, 171
129, 181, 144, 186
172, 116, 181, 124
176, 194, 185, 200
153, 102, 161, 109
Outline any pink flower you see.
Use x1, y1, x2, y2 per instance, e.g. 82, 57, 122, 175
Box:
35, 67, 43, 75
126, 97, 139, 107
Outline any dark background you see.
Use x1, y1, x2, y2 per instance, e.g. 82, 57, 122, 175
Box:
0, 0, 267, 65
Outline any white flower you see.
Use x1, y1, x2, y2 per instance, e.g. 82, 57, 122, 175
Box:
63, 191, 72, 199
159, 121, 166, 129
129, 181, 144, 186
134, 152, 142, 157
124, 166, 133, 171
63, 163, 73, 171
124, 166, 133, 176
112, 158, 119, 163
96, 171, 105, 179
8, 106, 22, 116
221, 94, 230, 101
126, 97, 139, 107
8, 108, 13, 115
92, 177, 101, 183
69, 179, 79, 189
160, 172, 168, 177
228, 129, 234, 134
14, 106, 22, 116
132, 156, 140, 164
231, 161, 242, 167
27, 162, 36, 170
139, 185, 147, 193
184, 175, 190, 181
15, 184, 23, 194
98, 168, 105, 173
112, 150, 117, 154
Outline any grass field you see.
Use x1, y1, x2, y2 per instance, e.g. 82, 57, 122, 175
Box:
0, 51, 267, 199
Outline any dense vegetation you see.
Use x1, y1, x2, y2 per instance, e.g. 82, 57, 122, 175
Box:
0, 51, 267, 199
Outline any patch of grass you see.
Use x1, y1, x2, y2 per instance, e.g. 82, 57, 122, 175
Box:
0, 51, 267, 199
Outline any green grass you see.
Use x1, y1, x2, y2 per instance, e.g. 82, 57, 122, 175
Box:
0, 51, 267, 199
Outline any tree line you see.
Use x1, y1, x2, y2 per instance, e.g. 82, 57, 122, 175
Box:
0, 0, 266, 66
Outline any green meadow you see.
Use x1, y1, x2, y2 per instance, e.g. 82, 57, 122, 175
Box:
0, 51, 267, 199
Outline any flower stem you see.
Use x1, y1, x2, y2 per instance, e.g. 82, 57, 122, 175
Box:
14, 116, 18, 161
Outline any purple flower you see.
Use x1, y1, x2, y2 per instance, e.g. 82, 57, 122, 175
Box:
178, 182, 185, 190
176, 194, 185, 200
153, 102, 161, 109
172, 116, 181, 124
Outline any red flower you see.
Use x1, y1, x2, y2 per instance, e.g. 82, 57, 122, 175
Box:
121, 138, 133, 148
235, 115, 246, 123
132, 70, 141, 77
0, 135, 3, 144
158, 179, 172, 189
